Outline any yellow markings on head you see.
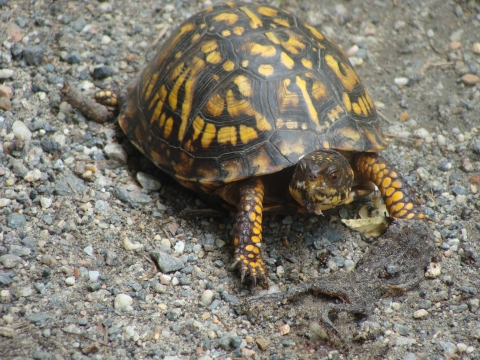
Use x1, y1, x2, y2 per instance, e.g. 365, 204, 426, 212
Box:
352, 102, 362, 115
258, 64, 274, 76
240, 125, 258, 144
312, 81, 328, 101
191, 116, 205, 141
325, 54, 359, 92
201, 123, 216, 148
234, 75, 253, 97
247, 43, 277, 57
221, 29, 231, 37
213, 13, 239, 25
217, 126, 237, 146
278, 78, 299, 112
179, 56, 206, 141
303, 22, 324, 40
164, 117, 173, 138
258, 6, 278, 17
239, 6, 263, 29
301, 58, 313, 69
241, 60, 249, 67
170, 62, 185, 81
342, 92, 352, 111
223, 60, 235, 71
174, 51, 183, 59
273, 18, 290, 27
358, 96, 368, 115
201, 40, 218, 53
296, 76, 320, 128
248, 211, 256, 222
206, 51, 223, 64
191, 33, 201, 42
205, 93, 225, 117
280, 52, 295, 69
233, 26, 245, 35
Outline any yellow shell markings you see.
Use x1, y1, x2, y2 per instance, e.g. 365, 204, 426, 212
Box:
142, 71, 159, 101
239, 124, 258, 144
201, 40, 218, 53
264, 31, 306, 55
191, 116, 205, 142
280, 52, 295, 69
311, 80, 328, 101
179, 56, 207, 141
201, 123, 217, 148
157, 22, 195, 65
221, 29, 231, 37
213, 12, 239, 25
233, 75, 253, 97
150, 85, 168, 125
295, 76, 321, 129
327, 105, 344, 122
164, 117, 174, 138
303, 22, 324, 40
223, 60, 235, 71
301, 58, 313, 69
206, 51, 223, 64
217, 126, 237, 146
205, 93, 225, 117
276, 136, 305, 156
258, 64, 274, 76
325, 54, 359, 92
225, 90, 272, 132
246, 43, 277, 57
273, 18, 290, 27
239, 6, 263, 29
342, 92, 352, 111
232, 26, 245, 36
277, 78, 299, 113
257, 6, 278, 17
241, 60, 249, 68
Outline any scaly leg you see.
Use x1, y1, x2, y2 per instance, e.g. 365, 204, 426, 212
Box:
232, 178, 268, 285
354, 153, 425, 220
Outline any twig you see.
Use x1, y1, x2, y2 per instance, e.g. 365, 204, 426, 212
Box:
151, 24, 171, 48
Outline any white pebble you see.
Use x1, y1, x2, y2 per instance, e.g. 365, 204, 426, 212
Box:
159, 274, 171, 284
0, 69, 14, 79
171, 277, 179, 286
425, 262, 441, 278
414, 128, 430, 139
174, 241, 185, 254
89, 270, 100, 282
413, 309, 428, 319
456, 134, 465, 142
426, 29, 435, 38
24, 169, 42, 182
12, 120, 32, 142
416, 167, 430, 181
394, 77, 409, 86
65, 276, 76, 286
200, 290, 214, 306
114, 294, 133, 310
346, 45, 359, 57
40, 197, 52, 209
104, 144, 128, 163
456, 343, 467, 352
344, 259, 355, 272
122, 237, 144, 251
0, 199, 11, 207
437, 134, 446, 146
101, 35, 111, 45
83, 245, 94, 257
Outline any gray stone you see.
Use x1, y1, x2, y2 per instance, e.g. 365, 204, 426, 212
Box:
7, 213, 26, 229
149, 250, 185, 273
23, 46, 45, 66
26, 312, 50, 324
55, 175, 86, 196
136, 172, 161, 191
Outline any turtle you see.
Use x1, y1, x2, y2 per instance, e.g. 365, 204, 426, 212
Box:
96, 2, 425, 285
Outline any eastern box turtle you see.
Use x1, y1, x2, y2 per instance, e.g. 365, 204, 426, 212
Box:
97, 2, 424, 285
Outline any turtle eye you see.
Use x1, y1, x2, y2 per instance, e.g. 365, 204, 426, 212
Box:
327, 171, 340, 184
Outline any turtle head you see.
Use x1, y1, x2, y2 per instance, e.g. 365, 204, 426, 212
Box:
289, 150, 355, 215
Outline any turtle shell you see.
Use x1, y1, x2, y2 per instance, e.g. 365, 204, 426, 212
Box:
119, 2, 388, 193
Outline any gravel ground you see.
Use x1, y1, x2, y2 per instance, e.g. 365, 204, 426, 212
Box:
0, 0, 479, 359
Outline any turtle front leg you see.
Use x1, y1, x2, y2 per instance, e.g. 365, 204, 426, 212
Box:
233, 178, 268, 285
353, 153, 425, 220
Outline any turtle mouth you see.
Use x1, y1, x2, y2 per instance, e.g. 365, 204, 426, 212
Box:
308, 189, 352, 215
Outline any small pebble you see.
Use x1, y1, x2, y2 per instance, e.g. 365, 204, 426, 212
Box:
394, 77, 409, 86
425, 262, 441, 278
0, 254, 21, 268
200, 290, 214, 306
279, 324, 290, 335
0, 69, 15, 79
473, 43, 480, 54
114, 294, 133, 310
136, 172, 161, 190
0, 84, 13, 99
89, 271, 100, 282
40, 197, 52, 209
413, 309, 429, 319
437, 134, 446, 146
461, 74, 479, 86
12, 120, 32, 142
65, 276, 76, 286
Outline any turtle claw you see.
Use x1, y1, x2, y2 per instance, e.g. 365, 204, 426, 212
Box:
233, 256, 268, 287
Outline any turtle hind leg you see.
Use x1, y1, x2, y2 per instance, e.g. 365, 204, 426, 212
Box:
353, 153, 425, 220
230, 178, 268, 285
